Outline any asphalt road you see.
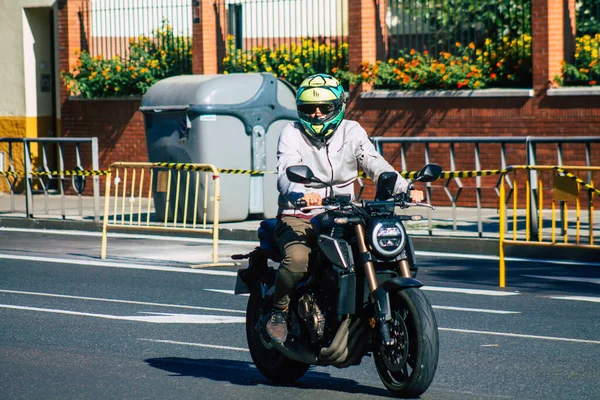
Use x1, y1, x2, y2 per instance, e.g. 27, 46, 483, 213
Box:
0, 227, 598, 400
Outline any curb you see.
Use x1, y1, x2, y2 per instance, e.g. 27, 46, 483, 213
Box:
1, 216, 597, 263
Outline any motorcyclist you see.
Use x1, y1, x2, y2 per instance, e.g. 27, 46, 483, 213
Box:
266, 73, 424, 343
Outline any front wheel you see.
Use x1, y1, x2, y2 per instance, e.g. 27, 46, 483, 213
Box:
373, 288, 439, 398
246, 279, 309, 383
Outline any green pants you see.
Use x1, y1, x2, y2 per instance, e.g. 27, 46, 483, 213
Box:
272, 215, 316, 310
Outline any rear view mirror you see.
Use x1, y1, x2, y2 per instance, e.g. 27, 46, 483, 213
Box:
374, 171, 397, 200
286, 165, 320, 184
415, 164, 443, 183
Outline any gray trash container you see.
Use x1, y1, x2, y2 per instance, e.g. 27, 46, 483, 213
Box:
140, 73, 297, 223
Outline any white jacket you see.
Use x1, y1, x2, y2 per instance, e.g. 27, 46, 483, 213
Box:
277, 119, 409, 217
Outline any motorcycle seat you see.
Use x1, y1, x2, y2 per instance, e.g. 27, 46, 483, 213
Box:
258, 218, 282, 262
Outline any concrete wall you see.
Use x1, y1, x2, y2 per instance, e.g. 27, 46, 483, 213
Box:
0, 0, 58, 191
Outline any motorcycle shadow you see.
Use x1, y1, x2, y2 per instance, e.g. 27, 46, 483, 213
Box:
145, 357, 392, 397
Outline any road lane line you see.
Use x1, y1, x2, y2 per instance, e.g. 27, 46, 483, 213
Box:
3, 226, 599, 267
416, 286, 519, 296
0, 254, 237, 276
0, 304, 245, 324
439, 328, 600, 345
205, 289, 249, 296
0, 227, 258, 245
547, 296, 600, 303
138, 338, 249, 352
432, 306, 520, 314
0, 289, 245, 314
3, 303, 597, 345
523, 275, 600, 285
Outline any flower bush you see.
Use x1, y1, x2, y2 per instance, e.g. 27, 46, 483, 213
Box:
221, 34, 531, 90
555, 34, 600, 86
221, 36, 350, 88
62, 21, 191, 98
354, 35, 532, 90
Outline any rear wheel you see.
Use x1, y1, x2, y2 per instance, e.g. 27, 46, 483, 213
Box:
246, 279, 309, 383
373, 288, 439, 398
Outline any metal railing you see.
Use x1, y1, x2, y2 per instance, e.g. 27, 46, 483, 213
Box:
100, 162, 235, 267
371, 136, 600, 237
0, 137, 100, 221
498, 165, 600, 287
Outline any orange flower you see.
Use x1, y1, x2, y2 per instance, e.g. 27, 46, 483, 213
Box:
590, 80, 597, 85
410, 49, 416, 55
490, 73, 497, 79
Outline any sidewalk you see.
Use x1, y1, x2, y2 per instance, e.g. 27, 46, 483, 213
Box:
1, 193, 598, 262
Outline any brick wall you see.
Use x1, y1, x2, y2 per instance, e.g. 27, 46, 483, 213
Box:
57, 0, 599, 206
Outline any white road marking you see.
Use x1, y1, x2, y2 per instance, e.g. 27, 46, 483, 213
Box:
206, 287, 520, 298
0, 254, 237, 276
0, 226, 258, 245
523, 275, 600, 285
0, 289, 245, 314
0, 304, 245, 324
138, 338, 249, 352
422, 286, 520, 296
3, 226, 599, 267
432, 306, 520, 314
440, 327, 600, 345
205, 289, 248, 296
547, 296, 600, 303
3, 303, 596, 345
416, 250, 600, 267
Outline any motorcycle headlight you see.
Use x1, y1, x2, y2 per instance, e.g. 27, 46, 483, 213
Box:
368, 219, 406, 259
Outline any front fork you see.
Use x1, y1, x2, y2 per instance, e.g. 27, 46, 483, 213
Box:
355, 224, 410, 347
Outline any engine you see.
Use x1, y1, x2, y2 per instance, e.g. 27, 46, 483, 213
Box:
297, 293, 325, 343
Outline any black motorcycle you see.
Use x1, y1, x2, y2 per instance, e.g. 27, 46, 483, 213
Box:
233, 164, 442, 398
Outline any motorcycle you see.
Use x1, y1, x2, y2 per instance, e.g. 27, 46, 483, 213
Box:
233, 164, 442, 398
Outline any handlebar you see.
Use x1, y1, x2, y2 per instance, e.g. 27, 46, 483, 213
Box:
293, 196, 435, 212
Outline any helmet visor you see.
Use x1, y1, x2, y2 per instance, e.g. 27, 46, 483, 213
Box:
297, 101, 342, 124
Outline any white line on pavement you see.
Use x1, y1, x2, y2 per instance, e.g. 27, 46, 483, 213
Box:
205, 287, 521, 298
421, 286, 520, 296
206, 289, 519, 313
3, 226, 599, 267
0, 254, 237, 276
0, 227, 258, 245
4, 302, 596, 345
0, 289, 246, 313
205, 289, 249, 296
439, 327, 600, 345
547, 296, 600, 303
522, 275, 600, 285
416, 250, 600, 267
138, 338, 249, 352
432, 306, 520, 314
0, 304, 245, 324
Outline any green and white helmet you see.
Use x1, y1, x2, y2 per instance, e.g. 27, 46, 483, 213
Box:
296, 73, 345, 141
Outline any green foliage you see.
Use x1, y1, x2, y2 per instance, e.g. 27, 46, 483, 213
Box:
393, 0, 531, 49
221, 36, 349, 88
556, 34, 600, 86
61, 21, 191, 98
355, 35, 531, 90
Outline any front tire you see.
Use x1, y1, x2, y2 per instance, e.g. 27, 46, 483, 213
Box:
373, 288, 439, 398
246, 279, 309, 383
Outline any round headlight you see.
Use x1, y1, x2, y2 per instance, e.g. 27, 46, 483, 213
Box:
369, 219, 406, 259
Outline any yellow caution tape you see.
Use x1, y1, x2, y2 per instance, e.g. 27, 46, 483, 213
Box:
0, 169, 110, 177
3, 164, 597, 196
